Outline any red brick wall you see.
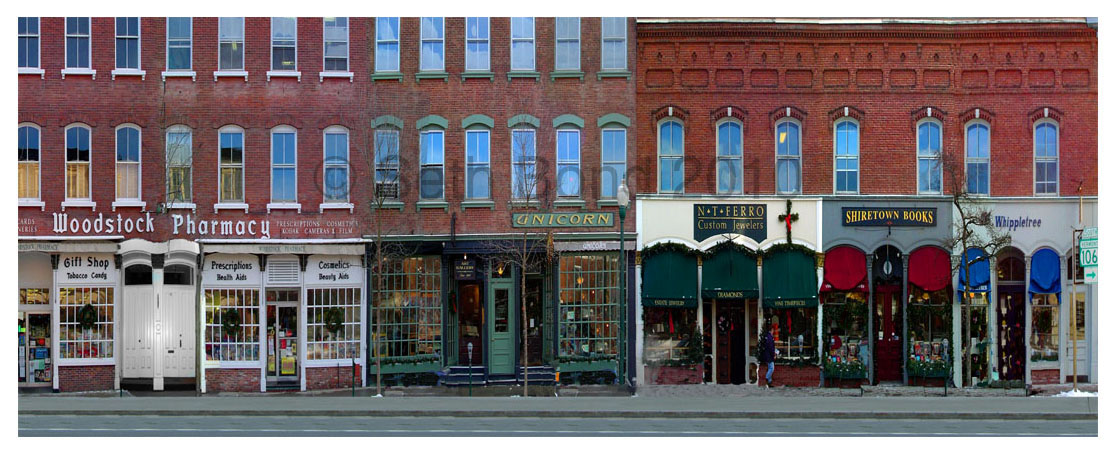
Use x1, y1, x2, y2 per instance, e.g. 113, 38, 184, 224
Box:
646, 365, 704, 384
1031, 368, 1059, 385
305, 364, 360, 390
758, 364, 821, 387
205, 367, 261, 393
635, 21, 1097, 197
57, 365, 115, 392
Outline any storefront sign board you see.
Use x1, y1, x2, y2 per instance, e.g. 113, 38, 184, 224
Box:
693, 204, 767, 242
56, 253, 117, 285
511, 212, 615, 228
304, 255, 362, 286
842, 207, 937, 227
454, 260, 477, 280
202, 254, 261, 286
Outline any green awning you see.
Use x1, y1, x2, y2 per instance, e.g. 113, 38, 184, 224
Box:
702, 247, 758, 299
762, 249, 819, 308
641, 250, 698, 308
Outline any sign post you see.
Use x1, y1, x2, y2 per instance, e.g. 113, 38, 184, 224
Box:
1073, 227, 1095, 391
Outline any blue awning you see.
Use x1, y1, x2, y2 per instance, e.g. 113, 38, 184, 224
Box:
958, 247, 990, 293
1029, 248, 1062, 301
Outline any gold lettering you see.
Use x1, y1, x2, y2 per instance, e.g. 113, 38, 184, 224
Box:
584, 214, 596, 225
557, 214, 569, 225
532, 214, 544, 225
515, 214, 528, 225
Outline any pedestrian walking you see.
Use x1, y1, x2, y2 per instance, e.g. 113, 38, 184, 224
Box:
760, 321, 777, 387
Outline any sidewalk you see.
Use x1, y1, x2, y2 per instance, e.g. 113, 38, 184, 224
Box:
18, 394, 1097, 420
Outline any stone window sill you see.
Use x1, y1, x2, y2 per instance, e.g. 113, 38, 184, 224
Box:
319, 71, 353, 82
416, 71, 449, 82
214, 202, 249, 214
161, 70, 196, 81
371, 72, 404, 82
213, 70, 248, 82
373, 200, 405, 211
461, 71, 495, 81
597, 70, 632, 80
554, 199, 587, 208
550, 70, 584, 81
165, 202, 196, 211
19, 200, 46, 210
416, 200, 449, 212
61, 200, 96, 211
461, 200, 496, 210
19, 68, 45, 79
61, 68, 96, 80
111, 68, 146, 80
267, 202, 302, 213
320, 202, 354, 213
111, 200, 147, 211
266, 70, 301, 82
507, 71, 541, 81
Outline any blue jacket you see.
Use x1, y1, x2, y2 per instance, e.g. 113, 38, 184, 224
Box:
760, 332, 776, 363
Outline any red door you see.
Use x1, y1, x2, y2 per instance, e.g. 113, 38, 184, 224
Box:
874, 288, 903, 382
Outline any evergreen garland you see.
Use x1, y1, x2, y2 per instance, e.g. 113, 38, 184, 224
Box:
639, 241, 701, 261
706, 240, 759, 258
760, 242, 817, 259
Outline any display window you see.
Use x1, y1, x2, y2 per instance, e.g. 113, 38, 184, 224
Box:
204, 289, 260, 362
961, 291, 990, 384
20, 288, 49, 305
1030, 293, 1059, 362
558, 253, 620, 358
644, 307, 699, 365
58, 287, 114, 359
763, 307, 817, 361
907, 287, 952, 374
371, 256, 442, 361
822, 292, 867, 366
306, 288, 361, 360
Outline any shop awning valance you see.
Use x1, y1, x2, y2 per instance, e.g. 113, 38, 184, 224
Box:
820, 246, 867, 292
702, 246, 758, 299
762, 249, 818, 308
1029, 248, 1062, 300
958, 247, 990, 293
908, 246, 951, 292
642, 250, 698, 308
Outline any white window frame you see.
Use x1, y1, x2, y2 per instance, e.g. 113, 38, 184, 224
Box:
510, 17, 535, 71
554, 17, 580, 71
511, 128, 537, 200
601, 17, 627, 71
600, 127, 626, 200
269, 125, 299, 210
18, 17, 43, 75
163, 17, 194, 80
322, 126, 351, 209
113, 124, 143, 207
419, 129, 445, 200
657, 118, 684, 194
165, 124, 194, 208
18, 123, 43, 206
375, 17, 400, 73
419, 17, 445, 72
63, 123, 93, 204
775, 118, 802, 195
217, 17, 246, 74
715, 118, 744, 195
269, 17, 298, 73
464, 17, 490, 72
216, 125, 247, 210
964, 120, 991, 196
114, 17, 141, 69
556, 128, 581, 198
916, 118, 943, 195
465, 128, 491, 200
62, 17, 95, 79
374, 129, 401, 200
1033, 119, 1059, 196
833, 118, 859, 194
321, 17, 351, 81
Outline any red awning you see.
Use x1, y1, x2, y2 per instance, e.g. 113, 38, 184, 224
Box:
820, 246, 867, 292
908, 246, 952, 292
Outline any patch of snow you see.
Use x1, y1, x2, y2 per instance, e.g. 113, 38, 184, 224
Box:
372, 394, 383, 398
1051, 389, 1097, 397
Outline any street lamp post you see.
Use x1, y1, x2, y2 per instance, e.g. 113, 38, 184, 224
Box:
617, 181, 631, 388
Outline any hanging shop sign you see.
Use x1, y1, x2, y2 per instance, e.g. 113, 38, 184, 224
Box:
842, 207, 936, 227
202, 254, 261, 286
57, 253, 116, 285
454, 260, 477, 280
511, 212, 615, 228
305, 255, 361, 286
693, 204, 767, 243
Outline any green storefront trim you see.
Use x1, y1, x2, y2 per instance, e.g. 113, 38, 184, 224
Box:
641, 249, 698, 308
375, 361, 442, 374
762, 248, 819, 308
557, 360, 616, 373
702, 246, 758, 300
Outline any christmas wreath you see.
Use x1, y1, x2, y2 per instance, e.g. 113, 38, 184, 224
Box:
324, 307, 345, 334
78, 303, 98, 330
221, 308, 242, 335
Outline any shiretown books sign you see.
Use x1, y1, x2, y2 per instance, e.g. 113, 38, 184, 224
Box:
841, 207, 937, 227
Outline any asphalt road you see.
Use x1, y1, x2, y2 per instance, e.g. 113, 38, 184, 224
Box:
18, 415, 1097, 437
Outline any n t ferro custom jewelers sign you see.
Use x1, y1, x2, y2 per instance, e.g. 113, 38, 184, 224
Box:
511, 212, 615, 228
693, 204, 767, 242
842, 207, 937, 227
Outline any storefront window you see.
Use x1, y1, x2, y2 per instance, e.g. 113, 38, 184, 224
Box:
558, 254, 620, 358
822, 292, 867, 364
371, 256, 442, 361
204, 289, 260, 362
58, 287, 114, 359
306, 288, 361, 360
907, 287, 951, 366
764, 307, 817, 361
19, 288, 49, 305
961, 292, 990, 384
644, 308, 699, 365
1030, 293, 1059, 362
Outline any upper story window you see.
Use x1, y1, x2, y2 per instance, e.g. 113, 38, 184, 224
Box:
218, 17, 245, 71
375, 17, 400, 72
18, 124, 40, 200
115, 125, 141, 201
917, 120, 942, 194
420, 17, 444, 72
600, 128, 626, 199
218, 127, 244, 203
165, 126, 192, 203
65, 124, 91, 200
776, 119, 801, 194
115, 17, 140, 70
65, 17, 91, 69
555, 17, 579, 71
511, 129, 536, 200
323, 17, 349, 72
658, 119, 684, 193
511, 17, 535, 71
965, 122, 990, 195
834, 119, 859, 194
270, 126, 296, 203
323, 127, 349, 203
557, 129, 581, 198
270, 17, 296, 71
166, 18, 192, 70
465, 17, 490, 72
18, 17, 39, 69
601, 17, 627, 70
374, 129, 400, 200
716, 120, 743, 195
1034, 120, 1059, 195
419, 129, 445, 200
465, 129, 491, 199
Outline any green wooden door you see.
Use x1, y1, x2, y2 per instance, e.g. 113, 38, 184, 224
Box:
487, 280, 514, 374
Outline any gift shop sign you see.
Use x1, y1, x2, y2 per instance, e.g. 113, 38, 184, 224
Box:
202, 254, 261, 286
57, 253, 117, 285
305, 255, 362, 285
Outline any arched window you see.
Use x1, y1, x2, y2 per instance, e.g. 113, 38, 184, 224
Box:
164, 264, 194, 286
834, 119, 858, 193
115, 124, 141, 201
775, 119, 801, 194
18, 123, 40, 200
657, 119, 684, 193
166, 125, 192, 204
124, 264, 153, 285
65, 124, 91, 200
218, 125, 245, 203
917, 119, 942, 194
323, 126, 349, 203
716, 120, 743, 194
1034, 120, 1059, 195
965, 121, 990, 195
270, 125, 297, 204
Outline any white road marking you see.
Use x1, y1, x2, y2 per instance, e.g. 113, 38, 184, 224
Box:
17, 427, 1089, 436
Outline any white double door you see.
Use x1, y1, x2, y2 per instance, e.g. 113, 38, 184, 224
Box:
122, 283, 196, 384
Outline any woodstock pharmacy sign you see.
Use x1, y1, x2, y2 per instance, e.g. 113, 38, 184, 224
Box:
50, 212, 272, 239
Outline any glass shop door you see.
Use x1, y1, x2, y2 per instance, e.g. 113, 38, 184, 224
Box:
266, 293, 300, 387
